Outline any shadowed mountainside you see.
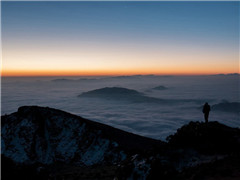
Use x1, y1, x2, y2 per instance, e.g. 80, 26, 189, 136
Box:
1, 106, 164, 164
78, 87, 206, 104
152, 85, 168, 91
78, 87, 167, 104
212, 102, 240, 113
1, 106, 240, 179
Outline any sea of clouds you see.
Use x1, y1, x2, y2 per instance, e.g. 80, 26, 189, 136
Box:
2, 75, 240, 140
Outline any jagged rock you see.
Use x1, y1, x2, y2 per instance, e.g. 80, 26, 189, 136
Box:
1, 106, 240, 180
1, 106, 164, 165
167, 121, 240, 154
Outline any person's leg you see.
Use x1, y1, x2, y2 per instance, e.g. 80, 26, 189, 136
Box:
204, 113, 208, 123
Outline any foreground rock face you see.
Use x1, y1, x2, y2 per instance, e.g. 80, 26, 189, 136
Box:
1, 106, 163, 165
1, 106, 240, 180
167, 121, 240, 154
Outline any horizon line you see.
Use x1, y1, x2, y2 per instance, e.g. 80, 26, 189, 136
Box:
1, 73, 239, 77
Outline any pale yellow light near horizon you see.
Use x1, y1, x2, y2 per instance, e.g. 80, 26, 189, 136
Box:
2, 41, 238, 76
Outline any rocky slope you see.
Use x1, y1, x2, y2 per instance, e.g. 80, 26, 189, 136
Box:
1, 106, 240, 179
1, 106, 163, 164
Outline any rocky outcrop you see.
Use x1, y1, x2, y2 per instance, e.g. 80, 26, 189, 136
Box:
1, 106, 163, 165
1, 106, 240, 179
167, 121, 240, 154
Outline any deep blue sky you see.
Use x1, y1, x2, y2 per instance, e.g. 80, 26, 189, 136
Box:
2, 1, 239, 75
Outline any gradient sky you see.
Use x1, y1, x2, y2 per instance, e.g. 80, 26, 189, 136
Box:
2, 1, 239, 76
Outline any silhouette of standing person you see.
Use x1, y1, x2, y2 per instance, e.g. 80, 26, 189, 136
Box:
202, 102, 211, 123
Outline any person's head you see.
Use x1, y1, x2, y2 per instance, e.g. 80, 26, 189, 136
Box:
205, 102, 208, 105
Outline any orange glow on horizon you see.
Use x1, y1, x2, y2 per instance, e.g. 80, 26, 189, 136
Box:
1, 68, 237, 77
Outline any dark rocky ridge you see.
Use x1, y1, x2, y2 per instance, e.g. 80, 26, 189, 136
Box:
167, 121, 240, 154
2, 106, 240, 179
1, 106, 164, 164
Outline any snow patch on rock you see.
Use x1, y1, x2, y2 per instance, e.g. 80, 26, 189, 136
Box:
81, 138, 110, 166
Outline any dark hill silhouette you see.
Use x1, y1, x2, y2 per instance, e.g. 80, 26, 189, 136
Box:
167, 121, 240, 154
51, 75, 172, 83
212, 102, 240, 113
78, 87, 206, 104
51, 78, 74, 82
1, 106, 240, 179
79, 87, 143, 97
1, 106, 165, 164
214, 73, 240, 76
152, 85, 168, 90
52, 78, 98, 82
78, 87, 168, 104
